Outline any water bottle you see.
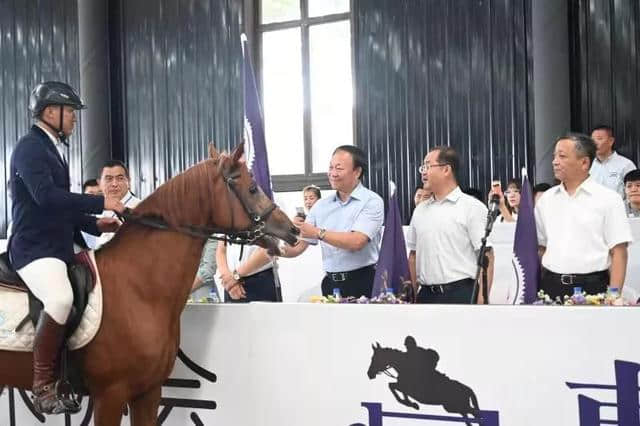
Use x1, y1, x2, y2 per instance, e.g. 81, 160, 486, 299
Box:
332, 288, 342, 302
571, 286, 585, 304
606, 287, 619, 304
208, 286, 220, 303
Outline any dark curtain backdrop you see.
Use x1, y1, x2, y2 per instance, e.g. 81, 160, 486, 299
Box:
0, 0, 81, 237
570, 0, 640, 163
353, 0, 534, 222
109, 0, 244, 197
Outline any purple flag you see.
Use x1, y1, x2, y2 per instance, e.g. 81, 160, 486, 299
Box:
372, 182, 411, 297
242, 34, 273, 200
512, 168, 540, 304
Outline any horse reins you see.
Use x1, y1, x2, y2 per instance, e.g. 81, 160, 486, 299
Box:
115, 169, 278, 246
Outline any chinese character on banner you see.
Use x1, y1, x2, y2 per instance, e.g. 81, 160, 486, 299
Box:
566, 360, 640, 426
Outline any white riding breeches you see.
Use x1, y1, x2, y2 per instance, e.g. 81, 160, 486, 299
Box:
17, 257, 73, 325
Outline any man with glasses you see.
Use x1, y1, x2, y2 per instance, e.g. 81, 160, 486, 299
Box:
95, 160, 141, 248
623, 169, 640, 217
407, 146, 493, 304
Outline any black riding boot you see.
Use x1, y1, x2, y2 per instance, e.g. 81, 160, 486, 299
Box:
32, 311, 80, 414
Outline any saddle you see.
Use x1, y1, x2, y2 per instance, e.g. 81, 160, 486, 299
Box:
0, 251, 96, 337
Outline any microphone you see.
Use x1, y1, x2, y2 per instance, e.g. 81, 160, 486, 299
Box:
488, 193, 500, 217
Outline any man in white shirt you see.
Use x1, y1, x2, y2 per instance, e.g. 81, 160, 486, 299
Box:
589, 125, 636, 197
536, 133, 632, 300
95, 160, 141, 248
407, 146, 493, 304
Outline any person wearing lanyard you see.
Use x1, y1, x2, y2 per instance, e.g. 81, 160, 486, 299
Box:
536, 133, 632, 299
407, 146, 493, 304
8, 81, 123, 414
95, 160, 141, 248
275, 145, 384, 298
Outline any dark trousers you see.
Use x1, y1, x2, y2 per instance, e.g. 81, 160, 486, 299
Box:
416, 278, 476, 304
225, 268, 279, 303
540, 269, 609, 300
321, 265, 376, 298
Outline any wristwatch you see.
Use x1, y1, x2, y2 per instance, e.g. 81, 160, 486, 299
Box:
317, 228, 327, 241
232, 269, 241, 281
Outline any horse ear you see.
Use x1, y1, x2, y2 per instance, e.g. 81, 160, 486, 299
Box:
371, 343, 375, 350
375, 342, 381, 348
208, 143, 219, 159
231, 143, 245, 162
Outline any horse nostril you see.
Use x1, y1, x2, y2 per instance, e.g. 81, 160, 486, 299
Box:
291, 226, 300, 235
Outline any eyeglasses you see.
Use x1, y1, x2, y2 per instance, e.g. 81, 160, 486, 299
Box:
102, 175, 128, 184
625, 182, 640, 190
418, 163, 448, 173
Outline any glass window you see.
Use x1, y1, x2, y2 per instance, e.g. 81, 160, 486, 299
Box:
309, 21, 353, 172
261, 0, 300, 24
308, 0, 349, 17
262, 28, 305, 175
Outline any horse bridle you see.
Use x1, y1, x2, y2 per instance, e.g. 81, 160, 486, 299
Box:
117, 168, 278, 246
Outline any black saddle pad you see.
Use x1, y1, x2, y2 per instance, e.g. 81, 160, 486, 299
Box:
0, 252, 27, 290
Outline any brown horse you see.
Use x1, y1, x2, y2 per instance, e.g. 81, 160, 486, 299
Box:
0, 144, 298, 425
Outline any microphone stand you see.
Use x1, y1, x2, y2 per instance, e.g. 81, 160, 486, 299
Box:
471, 196, 500, 304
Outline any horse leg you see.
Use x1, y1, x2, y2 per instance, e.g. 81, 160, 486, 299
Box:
388, 382, 419, 410
130, 385, 162, 426
93, 390, 126, 426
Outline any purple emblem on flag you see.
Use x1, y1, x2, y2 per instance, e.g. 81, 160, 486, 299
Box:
372, 182, 410, 297
242, 35, 273, 200
512, 169, 540, 304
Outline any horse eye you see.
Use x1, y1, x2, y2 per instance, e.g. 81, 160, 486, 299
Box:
249, 183, 258, 194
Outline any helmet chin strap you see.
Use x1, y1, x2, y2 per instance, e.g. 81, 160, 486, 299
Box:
56, 105, 69, 146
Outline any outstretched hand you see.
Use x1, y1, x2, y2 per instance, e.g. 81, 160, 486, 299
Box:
104, 197, 126, 214
97, 217, 122, 233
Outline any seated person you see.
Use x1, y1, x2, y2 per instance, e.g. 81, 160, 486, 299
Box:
95, 160, 141, 248
624, 169, 640, 217
302, 185, 322, 213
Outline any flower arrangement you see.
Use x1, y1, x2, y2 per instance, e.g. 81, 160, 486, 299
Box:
533, 289, 634, 306
310, 291, 406, 304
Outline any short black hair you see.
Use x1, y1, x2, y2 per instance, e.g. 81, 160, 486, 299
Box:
624, 169, 640, 184
303, 185, 321, 199
101, 159, 130, 179
555, 133, 597, 167
431, 146, 459, 181
82, 178, 99, 192
333, 145, 368, 180
591, 124, 614, 138
533, 182, 552, 195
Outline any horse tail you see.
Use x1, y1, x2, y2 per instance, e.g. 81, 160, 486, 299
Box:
468, 386, 480, 414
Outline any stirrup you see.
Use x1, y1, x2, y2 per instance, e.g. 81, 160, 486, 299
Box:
32, 380, 81, 415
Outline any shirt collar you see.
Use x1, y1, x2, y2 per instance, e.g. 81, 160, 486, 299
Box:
595, 151, 618, 164
556, 176, 595, 196
35, 123, 62, 146
332, 182, 365, 203
429, 186, 462, 204
121, 191, 134, 205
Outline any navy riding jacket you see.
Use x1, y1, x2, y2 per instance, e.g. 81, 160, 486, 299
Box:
8, 125, 105, 269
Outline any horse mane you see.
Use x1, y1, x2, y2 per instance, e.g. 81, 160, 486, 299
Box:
133, 156, 223, 228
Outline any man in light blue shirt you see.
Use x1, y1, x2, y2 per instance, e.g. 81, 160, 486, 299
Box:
590, 125, 636, 197
280, 145, 384, 298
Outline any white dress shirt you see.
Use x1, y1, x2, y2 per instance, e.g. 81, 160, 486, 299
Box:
589, 151, 636, 197
535, 177, 632, 274
406, 187, 488, 285
36, 123, 66, 165
93, 191, 141, 249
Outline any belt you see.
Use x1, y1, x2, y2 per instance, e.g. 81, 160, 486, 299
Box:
327, 265, 375, 283
542, 269, 608, 286
419, 278, 474, 294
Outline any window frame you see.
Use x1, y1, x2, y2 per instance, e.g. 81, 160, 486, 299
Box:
255, 0, 353, 192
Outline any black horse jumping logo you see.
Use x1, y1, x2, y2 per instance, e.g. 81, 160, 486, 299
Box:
366, 336, 480, 425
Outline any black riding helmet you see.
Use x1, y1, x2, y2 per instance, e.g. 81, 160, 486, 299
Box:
29, 81, 86, 143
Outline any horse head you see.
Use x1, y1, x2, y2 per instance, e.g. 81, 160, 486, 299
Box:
367, 342, 398, 379
214, 143, 299, 251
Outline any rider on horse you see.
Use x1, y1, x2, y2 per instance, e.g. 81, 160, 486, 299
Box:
8, 81, 125, 414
